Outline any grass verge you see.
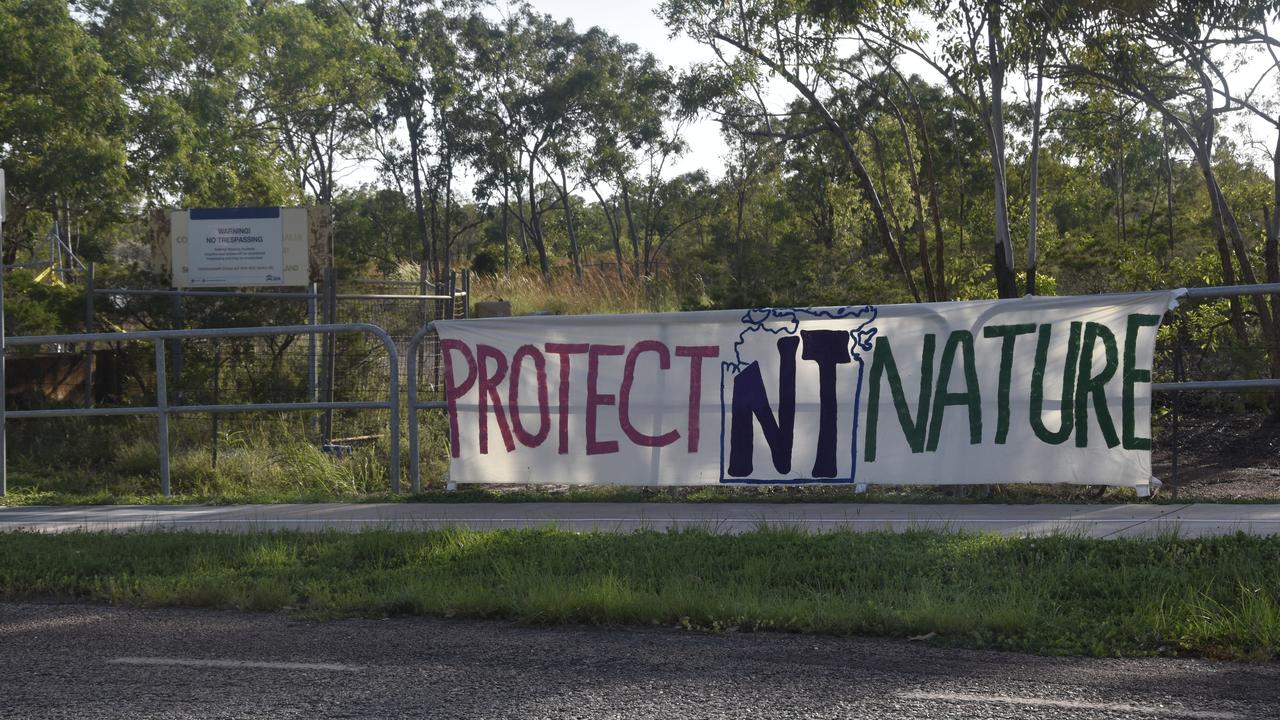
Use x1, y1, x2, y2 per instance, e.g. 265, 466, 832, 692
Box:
1, 528, 1277, 661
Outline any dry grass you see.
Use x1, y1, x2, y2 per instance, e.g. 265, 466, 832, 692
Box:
466, 264, 682, 316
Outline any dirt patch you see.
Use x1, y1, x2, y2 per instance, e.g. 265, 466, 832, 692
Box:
1153, 412, 1280, 500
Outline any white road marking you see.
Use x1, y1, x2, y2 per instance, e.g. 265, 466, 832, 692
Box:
900, 691, 1244, 719
109, 657, 362, 672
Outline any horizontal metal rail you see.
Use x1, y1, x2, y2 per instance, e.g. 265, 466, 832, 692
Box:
1178, 283, 1280, 299
95, 288, 316, 299
1153, 379, 1280, 392
337, 293, 453, 301
0, 323, 400, 496
92, 288, 453, 302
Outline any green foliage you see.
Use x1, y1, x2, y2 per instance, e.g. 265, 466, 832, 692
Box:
469, 246, 501, 275
1, 0, 1279, 422
0, 0, 129, 253
1, 269, 82, 337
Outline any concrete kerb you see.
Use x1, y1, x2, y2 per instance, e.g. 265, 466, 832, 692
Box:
8, 502, 1280, 538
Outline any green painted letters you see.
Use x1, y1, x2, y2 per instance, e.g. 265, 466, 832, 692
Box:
1123, 314, 1161, 450
1075, 322, 1120, 448
864, 335, 935, 461
982, 324, 1036, 444
1030, 322, 1081, 444
926, 331, 982, 451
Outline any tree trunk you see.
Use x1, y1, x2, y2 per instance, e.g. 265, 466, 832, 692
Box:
558, 166, 583, 285
590, 181, 626, 282
528, 153, 550, 281
405, 115, 432, 281
1026, 48, 1045, 295
620, 177, 642, 276
443, 160, 454, 278
1163, 123, 1175, 266
514, 188, 531, 267
986, 4, 1018, 299
501, 179, 511, 276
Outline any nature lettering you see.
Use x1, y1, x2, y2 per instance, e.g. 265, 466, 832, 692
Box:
861, 314, 1161, 464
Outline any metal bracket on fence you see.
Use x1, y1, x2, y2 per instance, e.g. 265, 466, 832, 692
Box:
0, 323, 400, 497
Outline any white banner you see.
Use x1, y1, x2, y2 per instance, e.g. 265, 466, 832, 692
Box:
435, 292, 1181, 490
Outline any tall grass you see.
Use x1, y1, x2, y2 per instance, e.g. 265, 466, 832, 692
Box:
467, 265, 682, 316
2, 528, 1277, 660
4, 413, 393, 504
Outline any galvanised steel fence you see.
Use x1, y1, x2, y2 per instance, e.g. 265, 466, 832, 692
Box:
6, 282, 1280, 498
82, 266, 469, 442
0, 323, 400, 496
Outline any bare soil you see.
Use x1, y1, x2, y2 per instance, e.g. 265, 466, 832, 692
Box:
1153, 411, 1280, 500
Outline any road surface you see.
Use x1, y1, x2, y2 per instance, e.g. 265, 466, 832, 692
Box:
0, 602, 1274, 719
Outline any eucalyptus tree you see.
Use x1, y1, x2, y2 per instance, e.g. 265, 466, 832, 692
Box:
357, 0, 471, 279
465, 9, 648, 283
255, 0, 377, 206
458, 5, 536, 274
578, 36, 684, 278
80, 0, 293, 207
1053, 0, 1280, 365
661, 0, 926, 301
0, 0, 129, 259
493, 9, 582, 281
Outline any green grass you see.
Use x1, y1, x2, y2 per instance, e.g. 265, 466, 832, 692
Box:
1, 528, 1277, 660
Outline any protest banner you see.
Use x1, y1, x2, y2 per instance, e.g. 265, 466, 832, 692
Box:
436, 292, 1181, 492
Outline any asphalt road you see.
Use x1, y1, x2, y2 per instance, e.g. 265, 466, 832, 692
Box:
0, 602, 1274, 719
4, 502, 1280, 537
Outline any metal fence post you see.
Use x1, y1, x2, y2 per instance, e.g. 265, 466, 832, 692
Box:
307, 283, 318, 399
83, 261, 95, 408
307, 281, 318, 437
322, 267, 336, 442
388, 335, 401, 494
446, 272, 456, 320
154, 339, 171, 496
170, 289, 184, 405
408, 326, 424, 493
1170, 309, 1188, 499
462, 269, 470, 319
0, 213, 7, 497
211, 348, 220, 469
